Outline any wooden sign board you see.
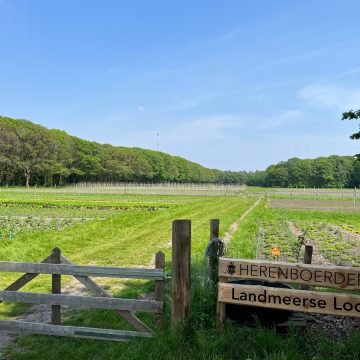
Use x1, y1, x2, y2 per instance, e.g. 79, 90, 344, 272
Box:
218, 258, 360, 290
218, 283, 360, 318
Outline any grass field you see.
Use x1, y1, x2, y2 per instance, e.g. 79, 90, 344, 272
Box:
1, 187, 360, 359
0, 189, 259, 359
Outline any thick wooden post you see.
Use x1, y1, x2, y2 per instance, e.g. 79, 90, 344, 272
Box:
210, 219, 219, 240
171, 220, 191, 333
155, 251, 165, 330
301, 245, 313, 290
51, 247, 61, 325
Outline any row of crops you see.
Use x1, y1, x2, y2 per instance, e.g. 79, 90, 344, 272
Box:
0, 194, 184, 246
0, 216, 88, 240
256, 209, 360, 267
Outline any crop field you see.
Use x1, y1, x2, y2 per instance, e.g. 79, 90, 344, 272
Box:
269, 198, 360, 212
0, 188, 258, 359
1, 187, 360, 359
227, 195, 360, 267
0, 190, 257, 266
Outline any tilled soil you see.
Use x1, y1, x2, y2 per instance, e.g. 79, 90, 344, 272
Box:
270, 199, 360, 212
288, 221, 331, 265
305, 313, 360, 341
286, 221, 358, 341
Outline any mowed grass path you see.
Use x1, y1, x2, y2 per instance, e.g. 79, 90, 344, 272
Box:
0, 195, 258, 359
0, 195, 258, 303
0, 196, 257, 266
0, 195, 257, 312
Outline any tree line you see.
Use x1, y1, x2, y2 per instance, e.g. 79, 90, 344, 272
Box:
0, 116, 359, 188
0, 116, 228, 186
259, 156, 360, 188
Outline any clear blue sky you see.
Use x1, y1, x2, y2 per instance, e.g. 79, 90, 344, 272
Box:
1, 0, 359, 171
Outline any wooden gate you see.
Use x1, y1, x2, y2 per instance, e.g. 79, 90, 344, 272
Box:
0, 248, 165, 341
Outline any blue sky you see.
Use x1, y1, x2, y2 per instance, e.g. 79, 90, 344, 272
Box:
0, 0, 359, 171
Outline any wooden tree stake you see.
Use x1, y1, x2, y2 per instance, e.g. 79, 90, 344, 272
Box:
301, 245, 313, 290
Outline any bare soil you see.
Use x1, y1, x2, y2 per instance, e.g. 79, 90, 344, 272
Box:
286, 221, 360, 340
270, 199, 360, 212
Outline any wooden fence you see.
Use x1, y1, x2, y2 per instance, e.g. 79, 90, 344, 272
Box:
0, 248, 165, 341
66, 182, 245, 196
0, 218, 224, 340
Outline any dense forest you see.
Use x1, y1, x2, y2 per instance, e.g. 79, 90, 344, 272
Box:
260, 156, 360, 188
0, 116, 359, 187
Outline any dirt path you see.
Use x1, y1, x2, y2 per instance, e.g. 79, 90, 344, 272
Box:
222, 197, 262, 248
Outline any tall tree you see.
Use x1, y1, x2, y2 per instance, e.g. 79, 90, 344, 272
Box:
342, 109, 360, 160
0, 122, 20, 185
15, 125, 55, 187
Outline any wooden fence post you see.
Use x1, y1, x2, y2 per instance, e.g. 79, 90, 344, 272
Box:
210, 219, 219, 240
301, 245, 313, 290
207, 219, 224, 285
171, 220, 191, 333
51, 247, 61, 325
155, 251, 165, 330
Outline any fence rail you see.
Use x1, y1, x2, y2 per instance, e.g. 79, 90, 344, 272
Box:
0, 291, 162, 312
0, 320, 152, 342
0, 248, 165, 341
0, 261, 165, 279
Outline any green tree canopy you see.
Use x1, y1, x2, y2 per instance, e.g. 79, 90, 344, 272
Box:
342, 109, 359, 161
1, 115, 359, 188
342, 110, 360, 140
